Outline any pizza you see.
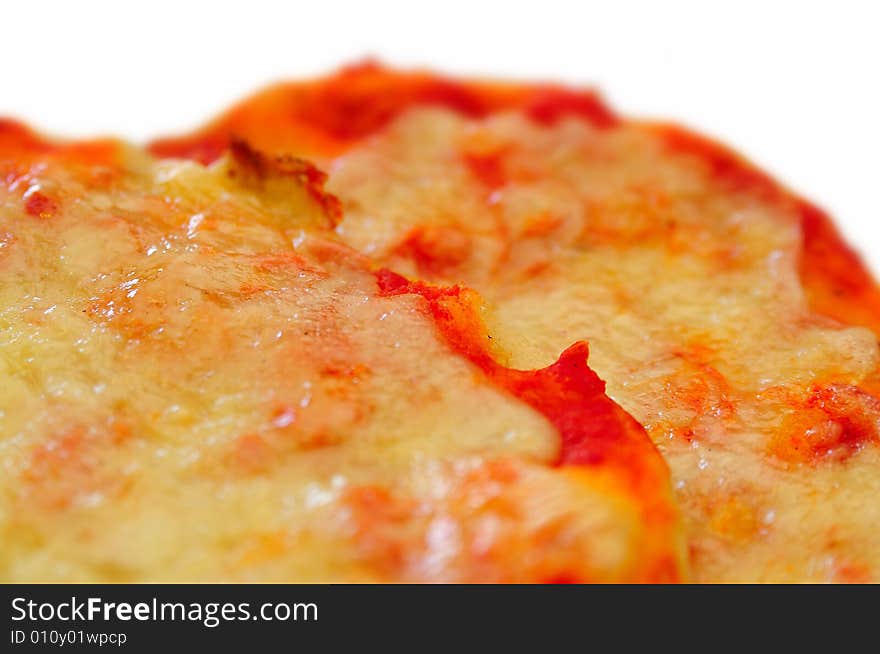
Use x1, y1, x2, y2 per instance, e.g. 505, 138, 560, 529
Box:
1, 63, 877, 582
0, 118, 682, 582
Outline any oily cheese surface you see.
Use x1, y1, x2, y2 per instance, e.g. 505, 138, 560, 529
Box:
150, 65, 880, 582
0, 125, 683, 582
328, 114, 880, 582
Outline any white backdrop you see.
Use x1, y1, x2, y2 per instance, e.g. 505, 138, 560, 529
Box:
2, 0, 877, 270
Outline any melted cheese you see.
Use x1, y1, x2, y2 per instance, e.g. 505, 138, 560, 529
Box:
326, 111, 880, 582
6, 63, 879, 582
148, 65, 880, 582
0, 126, 683, 582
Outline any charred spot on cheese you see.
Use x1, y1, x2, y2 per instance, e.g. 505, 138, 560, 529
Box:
152, 141, 341, 237
225, 139, 342, 227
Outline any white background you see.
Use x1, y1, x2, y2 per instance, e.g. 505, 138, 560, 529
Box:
2, 0, 877, 271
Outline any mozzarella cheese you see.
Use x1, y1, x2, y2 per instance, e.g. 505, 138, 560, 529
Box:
0, 124, 682, 582
150, 64, 880, 582
326, 110, 880, 581
3, 62, 877, 582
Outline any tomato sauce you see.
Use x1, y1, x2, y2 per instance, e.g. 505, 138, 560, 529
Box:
24, 190, 57, 218
374, 267, 669, 496
149, 62, 618, 162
